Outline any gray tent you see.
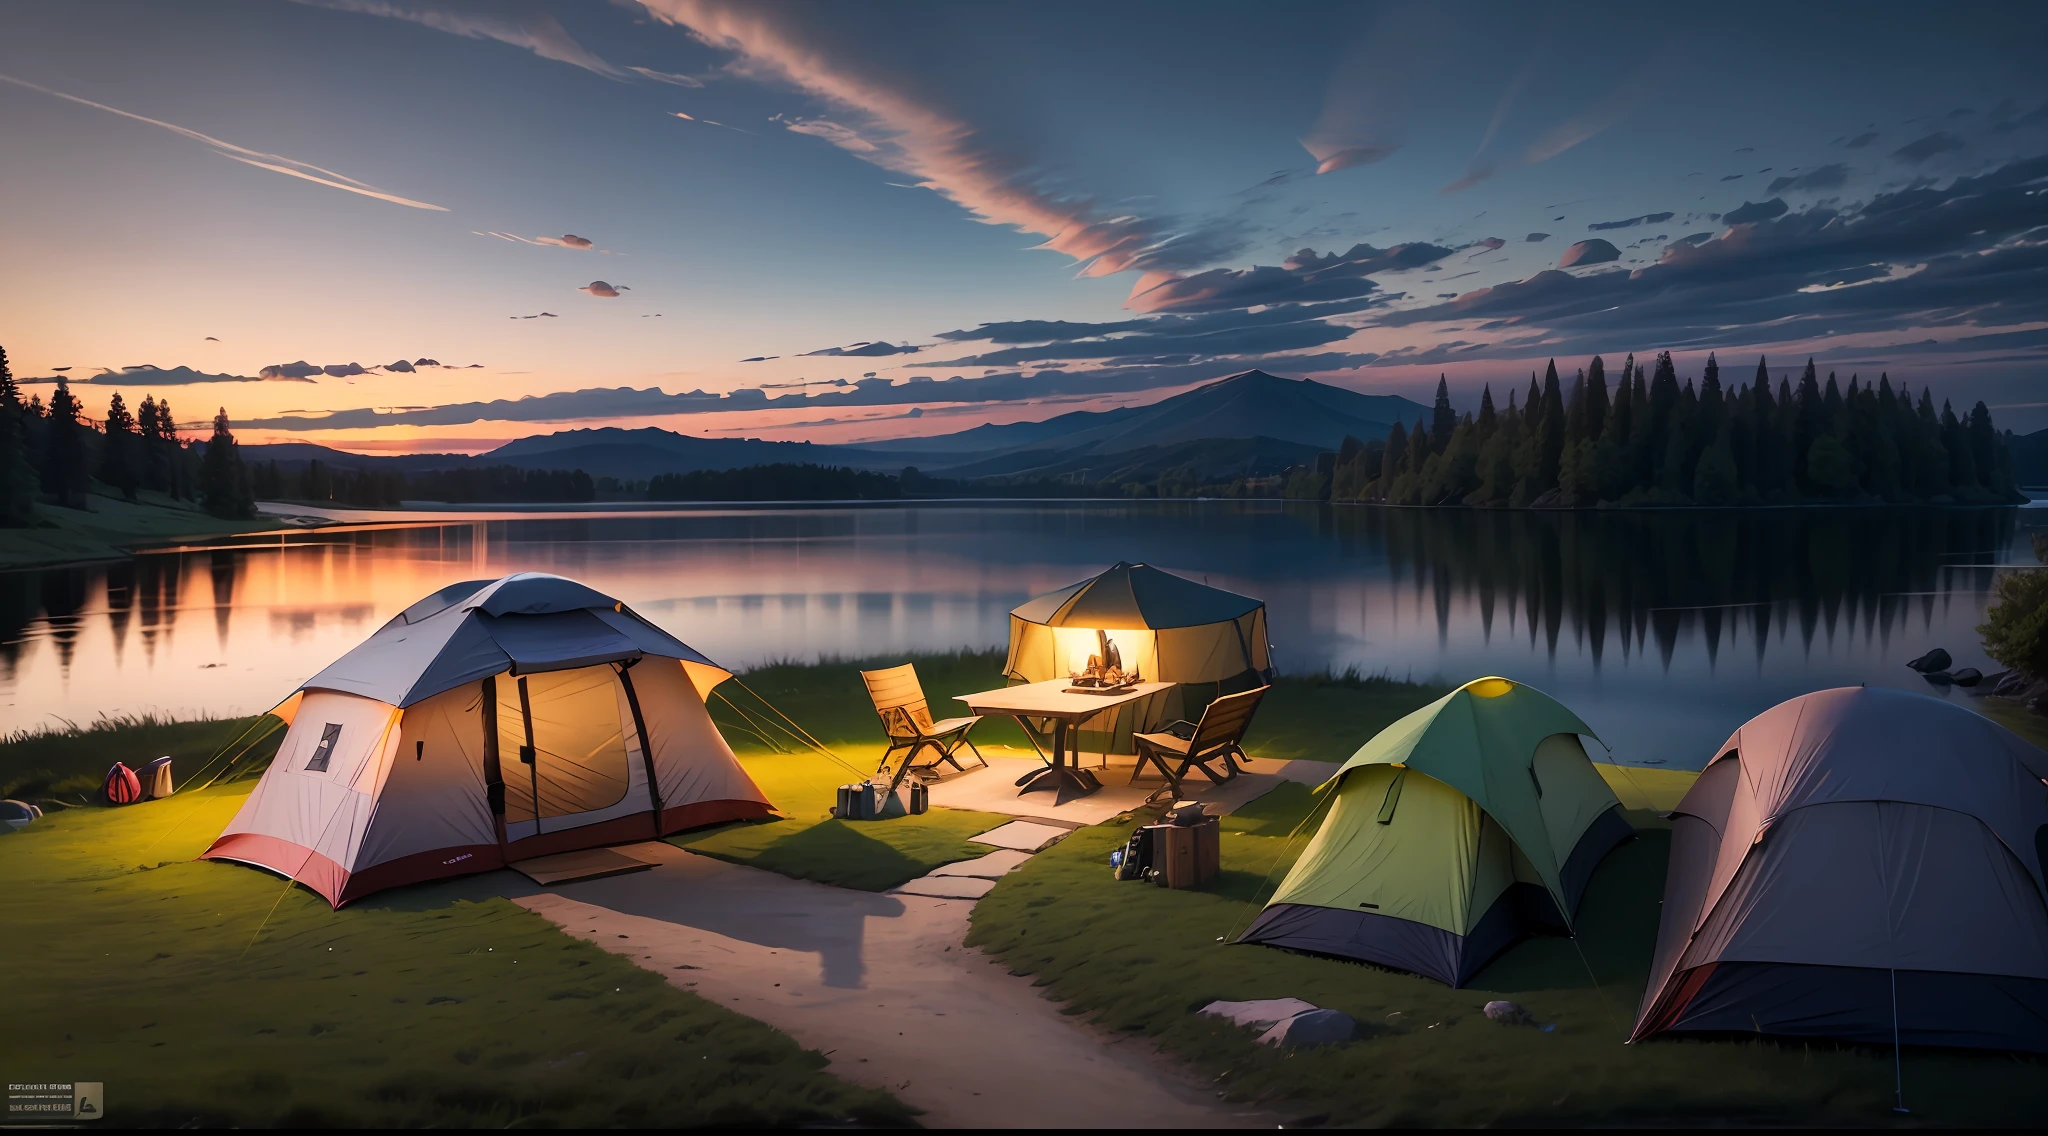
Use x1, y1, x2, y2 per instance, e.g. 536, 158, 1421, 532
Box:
1632, 686, 2048, 1052
204, 573, 771, 906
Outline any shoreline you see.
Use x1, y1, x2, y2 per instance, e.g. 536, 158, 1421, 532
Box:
0, 492, 322, 572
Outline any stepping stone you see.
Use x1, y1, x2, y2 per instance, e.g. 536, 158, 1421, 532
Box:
928, 849, 1034, 879
970, 820, 1070, 852
893, 875, 997, 900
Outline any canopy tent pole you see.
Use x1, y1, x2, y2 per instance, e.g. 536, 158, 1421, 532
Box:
1891, 968, 1909, 1113
616, 661, 663, 834
518, 675, 541, 836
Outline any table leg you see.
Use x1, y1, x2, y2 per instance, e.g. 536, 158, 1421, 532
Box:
1017, 718, 1101, 801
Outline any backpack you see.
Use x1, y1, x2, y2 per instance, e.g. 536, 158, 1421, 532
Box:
103, 762, 142, 806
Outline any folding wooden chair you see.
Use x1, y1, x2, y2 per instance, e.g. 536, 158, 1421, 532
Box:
861, 663, 986, 792
1130, 685, 1268, 799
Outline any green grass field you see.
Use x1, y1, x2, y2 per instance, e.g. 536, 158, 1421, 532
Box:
0, 779, 910, 1128
0, 490, 295, 569
966, 784, 2048, 1127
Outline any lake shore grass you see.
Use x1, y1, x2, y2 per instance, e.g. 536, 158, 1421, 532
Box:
0, 490, 312, 570
0, 781, 911, 1128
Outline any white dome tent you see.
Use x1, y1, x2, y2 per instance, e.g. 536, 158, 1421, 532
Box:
203, 573, 772, 907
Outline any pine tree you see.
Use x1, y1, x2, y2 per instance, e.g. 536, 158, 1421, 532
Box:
99, 391, 140, 501
1476, 385, 1498, 438
1430, 375, 1455, 452
42, 376, 89, 509
1584, 355, 1609, 442
1380, 420, 1408, 496
200, 407, 255, 519
0, 345, 36, 526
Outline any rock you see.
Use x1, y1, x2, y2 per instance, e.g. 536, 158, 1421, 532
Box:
1484, 1000, 1535, 1026
1200, 998, 1318, 1030
1951, 667, 1983, 687
1907, 648, 1953, 673
1993, 670, 2031, 697
1922, 670, 1955, 685
1, 799, 41, 830
1257, 1008, 1356, 1048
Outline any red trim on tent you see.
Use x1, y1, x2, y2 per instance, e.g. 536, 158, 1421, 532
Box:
661, 797, 774, 835
336, 842, 508, 906
200, 832, 353, 908
204, 797, 772, 908
1632, 962, 1720, 1041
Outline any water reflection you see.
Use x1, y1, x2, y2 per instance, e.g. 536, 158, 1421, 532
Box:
1, 502, 2038, 765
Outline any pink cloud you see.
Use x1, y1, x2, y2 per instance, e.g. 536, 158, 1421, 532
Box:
636, 1, 1170, 277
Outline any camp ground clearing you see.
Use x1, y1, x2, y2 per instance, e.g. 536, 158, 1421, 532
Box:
7, 617, 2048, 1123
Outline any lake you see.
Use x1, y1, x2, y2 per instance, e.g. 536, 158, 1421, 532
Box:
4, 500, 2042, 768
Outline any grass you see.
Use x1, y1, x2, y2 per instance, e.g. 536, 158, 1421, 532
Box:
0, 490, 296, 569
1, 712, 285, 803
678, 651, 1460, 891
0, 780, 911, 1128
966, 786, 2048, 1127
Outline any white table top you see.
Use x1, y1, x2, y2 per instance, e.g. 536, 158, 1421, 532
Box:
956, 679, 1175, 720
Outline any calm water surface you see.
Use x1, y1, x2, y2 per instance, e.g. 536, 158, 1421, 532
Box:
4, 500, 2042, 767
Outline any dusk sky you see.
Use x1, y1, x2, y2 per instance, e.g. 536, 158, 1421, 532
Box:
3, 0, 2046, 451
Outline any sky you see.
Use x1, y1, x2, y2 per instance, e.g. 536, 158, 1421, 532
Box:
2, 0, 2046, 452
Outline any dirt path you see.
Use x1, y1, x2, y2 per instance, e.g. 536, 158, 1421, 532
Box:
503, 842, 1267, 1129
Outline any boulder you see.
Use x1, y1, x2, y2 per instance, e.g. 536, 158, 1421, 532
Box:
1922, 670, 1955, 685
1907, 648, 1953, 673
1257, 1008, 1356, 1048
1484, 1000, 1535, 1025
1951, 667, 1983, 687
1200, 998, 1319, 1030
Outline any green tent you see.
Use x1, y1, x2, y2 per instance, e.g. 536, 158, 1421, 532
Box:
1238, 676, 1633, 986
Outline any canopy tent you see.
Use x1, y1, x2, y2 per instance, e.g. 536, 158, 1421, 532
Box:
1003, 562, 1271, 753
1632, 686, 2048, 1053
202, 573, 772, 907
1237, 677, 1632, 986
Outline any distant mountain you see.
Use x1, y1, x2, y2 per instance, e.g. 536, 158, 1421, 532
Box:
239, 370, 1427, 486
885, 370, 1425, 463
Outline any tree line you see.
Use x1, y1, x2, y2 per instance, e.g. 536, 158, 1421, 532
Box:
1320, 354, 2023, 508
0, 346, 255, 525
249, 462, 599, 507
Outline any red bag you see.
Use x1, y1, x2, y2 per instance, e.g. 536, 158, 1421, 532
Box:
103, 762, 142, 806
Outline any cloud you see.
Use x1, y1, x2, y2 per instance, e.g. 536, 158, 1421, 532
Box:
1354, 155, 2048, 366
628, 65, 706, 87
479, 231, 596, 249
1766, 163, 1850, 195
1892, 131, 1965, 164
23, 364, 266, 386
1526, 233, 1550, 242
0, 73, 447, 211
414, 358, 440, 366
636, 2, 1231, 279
1846, 131, 1880, 148
1587, 211, 1675, 231
291, 0, 623, 79
739, 355, 779, 362
800, 340, 921, 357
1723, 198, 1789, 225
1475, 237, 1506, 251
385, 359, 416, 372
1557, 239, 1620, 268
1123, 242, 1456, 315
1309, 145, 1400, 176
203, 336, 219, 341
260, 361, 325, 380
580, 280, 626, 297
322, 362, 373, 378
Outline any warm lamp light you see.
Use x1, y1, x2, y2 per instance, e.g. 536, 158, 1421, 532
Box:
1467, 677, 1515, 698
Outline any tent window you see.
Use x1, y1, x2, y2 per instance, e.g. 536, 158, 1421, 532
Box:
305, 723, 342, 772
1377, 769, 1407, 825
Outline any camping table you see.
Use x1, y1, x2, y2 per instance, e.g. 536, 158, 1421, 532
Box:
956, 680, 1176, 803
